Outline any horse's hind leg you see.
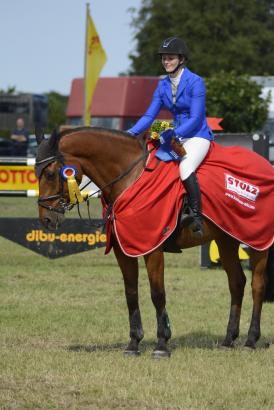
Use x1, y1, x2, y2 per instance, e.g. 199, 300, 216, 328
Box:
245, 249, 268, 349
113, 240, 144, 355
216, 236, 246, 347
144, 249, 171, 358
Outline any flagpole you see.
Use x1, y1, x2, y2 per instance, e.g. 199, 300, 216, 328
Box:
83, 3, 90, 125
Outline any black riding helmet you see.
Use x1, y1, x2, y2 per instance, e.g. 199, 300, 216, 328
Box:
158, 37, 188, 60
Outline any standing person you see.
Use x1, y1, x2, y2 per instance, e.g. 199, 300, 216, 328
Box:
10, 117, 29, 156
127, 37, 213, 235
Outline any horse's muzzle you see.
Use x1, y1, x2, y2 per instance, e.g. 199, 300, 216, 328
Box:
40, 210, 65, 231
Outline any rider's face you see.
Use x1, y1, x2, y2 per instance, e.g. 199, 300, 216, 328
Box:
161, 54, 183, 73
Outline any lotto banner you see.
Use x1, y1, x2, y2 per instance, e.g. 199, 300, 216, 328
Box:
0, 165, 38, 191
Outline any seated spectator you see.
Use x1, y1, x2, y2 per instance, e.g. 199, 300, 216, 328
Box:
10, 117, 29, 156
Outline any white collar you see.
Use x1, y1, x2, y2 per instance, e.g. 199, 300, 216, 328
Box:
169, 68, 184, 85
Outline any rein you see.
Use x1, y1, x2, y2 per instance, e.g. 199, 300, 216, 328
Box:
82, 146, 154, 198
81, 145, 154, 228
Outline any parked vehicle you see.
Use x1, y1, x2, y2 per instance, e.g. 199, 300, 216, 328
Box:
0, 93, 48, 130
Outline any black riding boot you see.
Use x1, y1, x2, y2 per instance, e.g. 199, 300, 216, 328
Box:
183, 172, 203, 235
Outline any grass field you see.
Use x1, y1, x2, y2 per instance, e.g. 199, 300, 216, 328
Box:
0, 198, 274, 409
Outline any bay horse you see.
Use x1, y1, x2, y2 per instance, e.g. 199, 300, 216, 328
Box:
35, 126, 273, 357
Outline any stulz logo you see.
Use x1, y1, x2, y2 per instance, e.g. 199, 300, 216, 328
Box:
225, 174, 259, 202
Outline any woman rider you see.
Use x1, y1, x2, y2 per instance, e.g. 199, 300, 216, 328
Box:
127, 37, 213, 235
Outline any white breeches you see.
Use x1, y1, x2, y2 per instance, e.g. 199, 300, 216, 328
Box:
179, 137, 210, 181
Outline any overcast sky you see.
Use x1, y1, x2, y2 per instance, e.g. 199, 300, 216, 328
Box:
0, 0, 141, 95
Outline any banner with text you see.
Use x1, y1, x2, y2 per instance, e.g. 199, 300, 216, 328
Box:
0, 218, 106, 258
0, 165, 38, 191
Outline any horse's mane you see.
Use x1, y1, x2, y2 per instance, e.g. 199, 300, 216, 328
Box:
59, 126, 138, 141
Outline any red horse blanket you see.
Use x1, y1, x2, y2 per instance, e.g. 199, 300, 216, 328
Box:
104, 142, 274, 256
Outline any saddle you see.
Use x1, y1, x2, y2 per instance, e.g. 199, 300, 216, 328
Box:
162, 196, 194, 253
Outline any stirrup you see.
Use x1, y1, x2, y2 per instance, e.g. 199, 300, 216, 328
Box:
180, 213, 194, 228
179, 206, 194, 228
191, 215, 203, 235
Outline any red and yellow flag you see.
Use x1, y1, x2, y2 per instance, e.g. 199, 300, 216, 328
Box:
83, 5, 107, 125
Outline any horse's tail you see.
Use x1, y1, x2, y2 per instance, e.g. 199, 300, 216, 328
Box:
264, 244, 274, 303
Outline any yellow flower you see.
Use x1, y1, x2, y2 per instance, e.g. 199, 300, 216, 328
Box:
161, 121, 170, 130
150, 119, 173, 139
151, 131, 160, 140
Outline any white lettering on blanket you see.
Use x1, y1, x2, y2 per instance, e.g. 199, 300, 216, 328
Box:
225, 174, 259, 202
225, 192, 255, 209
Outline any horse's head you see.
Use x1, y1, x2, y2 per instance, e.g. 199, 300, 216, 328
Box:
35, 128, 83, 230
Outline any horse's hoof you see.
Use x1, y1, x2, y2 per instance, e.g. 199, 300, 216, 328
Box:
124, 349, 141, 357
152, 349, 171, 359
220, 341, 235, 349
219, 344, 234, 350
264, 341, 274, 349
244, 341, 256, 350
242, 346, 256, 352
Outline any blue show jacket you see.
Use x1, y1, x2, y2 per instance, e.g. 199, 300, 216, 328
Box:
128, 67, 213, 141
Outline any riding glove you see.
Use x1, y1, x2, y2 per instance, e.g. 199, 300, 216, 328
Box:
155, 128, 181, 162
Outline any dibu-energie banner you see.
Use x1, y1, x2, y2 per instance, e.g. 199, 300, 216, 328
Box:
0, 165, 38, 191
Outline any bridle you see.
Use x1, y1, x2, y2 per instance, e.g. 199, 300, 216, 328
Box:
36, 143, 155, 217
36, 155, 74, 214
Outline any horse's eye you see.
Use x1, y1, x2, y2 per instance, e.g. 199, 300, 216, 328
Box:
45, 170, 56, 180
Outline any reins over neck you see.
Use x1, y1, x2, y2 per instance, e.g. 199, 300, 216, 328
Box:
81, 143, 153, 199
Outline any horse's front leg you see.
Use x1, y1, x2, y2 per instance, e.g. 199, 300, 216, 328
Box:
113, 239, 144, 356
144, 249, 171, 358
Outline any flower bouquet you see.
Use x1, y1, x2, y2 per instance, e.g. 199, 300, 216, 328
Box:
149, 120, 186, 157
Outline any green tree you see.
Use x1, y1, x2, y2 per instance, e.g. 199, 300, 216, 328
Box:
128, 0, 271, 132
205, 72, 270, 132
46, 91, 68, 131
129, 0, 274, 76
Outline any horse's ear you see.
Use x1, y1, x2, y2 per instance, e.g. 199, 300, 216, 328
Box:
48, 128, 59, 149
35, 127, 45, 145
